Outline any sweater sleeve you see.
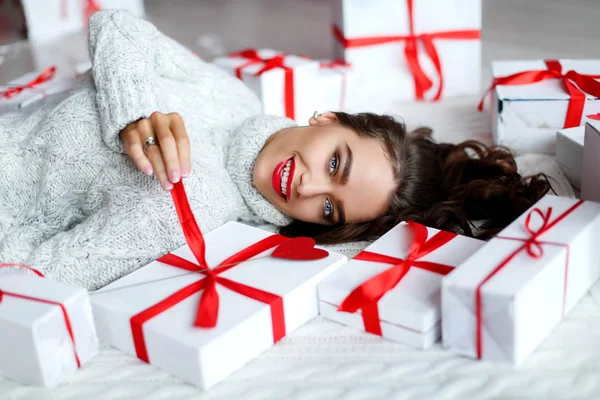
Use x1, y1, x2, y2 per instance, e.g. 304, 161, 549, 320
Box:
88, 10, 206, 153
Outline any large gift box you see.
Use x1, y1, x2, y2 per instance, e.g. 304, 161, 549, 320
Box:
213, 49, 320, 124
317, 221, 484, 348
556, 126, 585, 191
442, 195, 600, 365
91, 183, 347, 390
582, 120, 600, 202
0, 265, 99, 387
481, 59, 600, 154
331, 0, 481, 102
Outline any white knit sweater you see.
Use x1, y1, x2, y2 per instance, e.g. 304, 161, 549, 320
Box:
0, 10, 295, 290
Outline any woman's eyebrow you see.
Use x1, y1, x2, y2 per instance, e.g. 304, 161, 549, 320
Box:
341, 143, 353, 185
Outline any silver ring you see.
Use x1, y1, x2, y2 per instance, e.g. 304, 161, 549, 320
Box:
143, 136, 159, 153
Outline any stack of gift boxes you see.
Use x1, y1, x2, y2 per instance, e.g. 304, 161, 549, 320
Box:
3, 0, 600, 392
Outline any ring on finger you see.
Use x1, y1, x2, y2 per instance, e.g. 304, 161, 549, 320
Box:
143, 136, 159, 154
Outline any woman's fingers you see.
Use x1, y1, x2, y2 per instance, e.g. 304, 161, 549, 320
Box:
137, 118, 171, 190
169, 113, 191, 178
151, 112, 181, 184
122, 127, 153, 175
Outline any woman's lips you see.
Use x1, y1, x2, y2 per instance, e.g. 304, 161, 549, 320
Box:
272, 157, 292, 200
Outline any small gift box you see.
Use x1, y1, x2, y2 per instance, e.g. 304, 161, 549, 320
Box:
213, 48, 320, 123
582, 120, 600, 202
91, 183, 347, 390
480, 59, 600, 155
442, 195, 600, 365
331, 0, 481, 102
0, 66, 76, 113
556, 126, 585, 190
0, 265, 99, 387
317, 221, 484, 348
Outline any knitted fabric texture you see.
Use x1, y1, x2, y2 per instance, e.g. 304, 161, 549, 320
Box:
0, 10, 295, 290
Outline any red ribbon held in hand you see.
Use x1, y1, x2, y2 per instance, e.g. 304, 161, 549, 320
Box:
229, 49, 296, 119
0, 66, 56, 99
479, 60, 600, 128
473, 200, 584, 359
338, 222, 456, 335
333, 0, 480, 101
0, 263, 82, 368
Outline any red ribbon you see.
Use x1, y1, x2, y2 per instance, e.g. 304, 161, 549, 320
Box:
229, 49, 296, 119
587, 113, 600, 121
0, 263, 81, 367
474, 200, 584, 359
83, 0, 101, 22
130, 181, 289, 363
320, 59, 351, 111
332, 0, 480, 101
479, 60, 600, 128
0, 66, 57, 99
337, 222, 456, 335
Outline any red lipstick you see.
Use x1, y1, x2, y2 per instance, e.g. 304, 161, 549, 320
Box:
272, 157, 292, 199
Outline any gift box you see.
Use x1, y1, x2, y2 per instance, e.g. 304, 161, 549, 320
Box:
442, 195, 600, 365
316, 59, 363, 112
331, 0, 481, 102
0, 66, 77, 114
0, 266, 99, 387
582, 120, 600, 202
317, 221, 484, 348
91, 183, 347, 390
556, 126, 585, 190
213, 49, 320, 123
480, 59, 600, 155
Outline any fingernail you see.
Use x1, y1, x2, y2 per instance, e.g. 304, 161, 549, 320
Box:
181, 169, 190, 178
170, 171, 180, 183
164, 181, 173, 191
143, 165, 154, 175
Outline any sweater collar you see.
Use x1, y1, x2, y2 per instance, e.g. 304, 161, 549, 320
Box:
226, 115, 298, 226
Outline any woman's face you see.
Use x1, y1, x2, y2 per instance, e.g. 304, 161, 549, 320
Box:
253, 113, 397, 225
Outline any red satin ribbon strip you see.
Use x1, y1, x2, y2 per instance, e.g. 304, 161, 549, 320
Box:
0, 264, 81, 367
1, 66, 57, 99
474, 200, 584, 359
337, 222, 457, 335
229, 49, 296, 119
83, 0, 102, 22
479, 60, 600, 128
130, 181, 289, 364
332, 0, 480, 101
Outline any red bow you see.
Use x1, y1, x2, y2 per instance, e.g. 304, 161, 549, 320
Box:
0, 263, 81, 367
333, 0, 480, 101
338, 222, 456, 335
0, 66, 56, 99
479, 60, 600, 129
130, 181, 290, 363
229, 49, 296, 119
474, 200, 584, 359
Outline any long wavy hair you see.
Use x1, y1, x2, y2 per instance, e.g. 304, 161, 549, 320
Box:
279, 112, 552, 244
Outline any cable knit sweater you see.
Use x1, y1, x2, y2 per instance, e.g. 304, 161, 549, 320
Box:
0, 10, 295, 290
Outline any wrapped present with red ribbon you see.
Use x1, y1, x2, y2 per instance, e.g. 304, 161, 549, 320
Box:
90, 182, 347, 390
212, 48, 320, 123
556, 126, 585, 191
582, 120, 600, 202
332, 0, 481, 102
480, 59, 600, 155
317, 221, 484, 349
442, 195, 600, 365
0, 264, 98, 387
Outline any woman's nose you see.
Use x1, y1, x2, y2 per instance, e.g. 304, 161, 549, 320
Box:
297, 174, 330, 198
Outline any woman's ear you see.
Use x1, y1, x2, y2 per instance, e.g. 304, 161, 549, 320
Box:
309, 111, 338, 126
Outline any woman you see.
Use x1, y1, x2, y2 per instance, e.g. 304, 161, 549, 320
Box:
0, 11, 562, 290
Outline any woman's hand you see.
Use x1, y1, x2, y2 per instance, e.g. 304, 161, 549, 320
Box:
120, 112, 191, 190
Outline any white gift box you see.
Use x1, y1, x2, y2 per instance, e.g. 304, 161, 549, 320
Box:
0, 273, 99, 387
213, 49, 320, 124
331, 0, 481, 102
0, 67, 77, 114
91, 221, 347, 390
442, 195, 600, 365
317, 221, 484, 349
582, 120, 600, 202
556, 126, 585, 190
487, 59, 600, 155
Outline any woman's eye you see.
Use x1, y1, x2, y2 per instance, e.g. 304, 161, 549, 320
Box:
323, 198, 333, 217
329, 154, 338, 175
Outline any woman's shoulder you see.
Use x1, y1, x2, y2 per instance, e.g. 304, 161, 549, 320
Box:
515, 153, 576, 198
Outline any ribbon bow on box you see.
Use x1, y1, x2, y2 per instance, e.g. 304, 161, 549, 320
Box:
228, 49, 296, 120
479, 60, 600, 129
338, 221, 456, 335
130, 181, 329, 363
333, 0, 480, 101
0, 66, 56, 100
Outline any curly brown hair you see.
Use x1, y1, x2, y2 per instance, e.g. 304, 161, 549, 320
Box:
279, 112, 552, 244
